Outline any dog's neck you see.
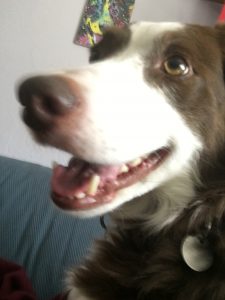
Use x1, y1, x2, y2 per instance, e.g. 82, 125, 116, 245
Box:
111, 167, 197, 232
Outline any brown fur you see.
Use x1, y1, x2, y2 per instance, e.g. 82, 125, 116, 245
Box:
18, 23, 225, 300
69, 24, 225, 300
71, 189, 225, 300
89, 27, 131, 62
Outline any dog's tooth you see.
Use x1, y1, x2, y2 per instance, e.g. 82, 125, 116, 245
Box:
129, 158, 142, 167
120, 164, 129, 174
79, 197, 96, 205
75, 192, 86, 199
87, 174, 101, 196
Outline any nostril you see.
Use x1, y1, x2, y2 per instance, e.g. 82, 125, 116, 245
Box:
33, 93, 75, 116
22, 95, 53, 131
17, 75, 77, 116
31, 95, 56, 124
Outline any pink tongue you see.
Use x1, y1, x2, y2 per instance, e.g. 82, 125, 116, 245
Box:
51, 160, 121, 198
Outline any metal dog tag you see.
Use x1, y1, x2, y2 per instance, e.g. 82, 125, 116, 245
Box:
181, 235, 213, 272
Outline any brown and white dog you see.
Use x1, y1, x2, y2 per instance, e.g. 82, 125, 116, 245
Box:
18, 22, 225, 300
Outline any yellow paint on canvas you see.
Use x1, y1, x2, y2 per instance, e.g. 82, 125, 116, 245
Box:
85, 18, 102, 35
84, 0, 113, 45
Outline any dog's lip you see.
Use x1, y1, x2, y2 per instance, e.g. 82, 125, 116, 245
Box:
51, 147, 171, 211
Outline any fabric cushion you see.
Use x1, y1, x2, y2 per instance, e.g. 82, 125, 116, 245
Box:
0, 156, 103, 300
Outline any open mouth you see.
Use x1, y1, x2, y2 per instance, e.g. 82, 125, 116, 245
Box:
51, 147, 171, 211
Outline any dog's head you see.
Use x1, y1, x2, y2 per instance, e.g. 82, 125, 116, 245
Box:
17, 22, 225, 226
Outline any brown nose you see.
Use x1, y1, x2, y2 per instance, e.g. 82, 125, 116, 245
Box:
17, 75, 77, 131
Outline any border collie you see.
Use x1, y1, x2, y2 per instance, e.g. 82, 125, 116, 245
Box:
18, 22, 225, 300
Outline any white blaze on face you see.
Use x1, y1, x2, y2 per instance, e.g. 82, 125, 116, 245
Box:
66, 22, 188, 164
72, 60, 174, 164
61, 22, 202, 218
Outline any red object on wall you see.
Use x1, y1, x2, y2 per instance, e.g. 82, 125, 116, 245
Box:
218, 4, 225, 22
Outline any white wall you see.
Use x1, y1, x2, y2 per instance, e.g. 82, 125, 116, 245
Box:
0, 0, 222, 167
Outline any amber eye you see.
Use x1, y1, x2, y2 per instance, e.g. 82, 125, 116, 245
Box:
164, 56, 190, 76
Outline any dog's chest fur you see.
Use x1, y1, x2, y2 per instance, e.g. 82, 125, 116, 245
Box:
71, 187, 225, 300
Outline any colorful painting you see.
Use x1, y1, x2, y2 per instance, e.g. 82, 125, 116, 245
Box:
74, 0, 135, 48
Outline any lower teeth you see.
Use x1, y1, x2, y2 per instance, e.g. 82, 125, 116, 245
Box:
75, 192, 86, 199
79, 197, 96, 205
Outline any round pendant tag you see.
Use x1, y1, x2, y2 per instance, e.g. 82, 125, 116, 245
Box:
181, 235, 213, 272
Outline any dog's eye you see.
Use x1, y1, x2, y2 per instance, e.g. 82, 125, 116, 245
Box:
164, 56, 190, 76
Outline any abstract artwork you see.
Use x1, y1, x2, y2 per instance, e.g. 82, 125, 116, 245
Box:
74, 0, 135, 47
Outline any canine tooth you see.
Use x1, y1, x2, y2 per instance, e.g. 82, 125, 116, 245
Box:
129, 158, 142, 167
87, 174, 101, 196
120, 164, 129, 173
75, 192, 86, 199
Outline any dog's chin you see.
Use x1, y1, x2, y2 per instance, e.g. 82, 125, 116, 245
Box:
51, 146, 172, 217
